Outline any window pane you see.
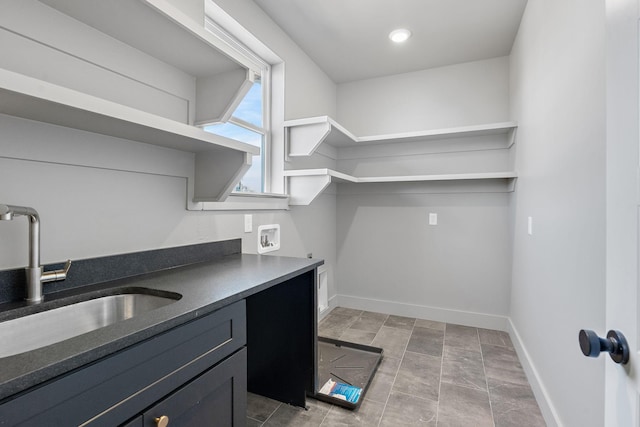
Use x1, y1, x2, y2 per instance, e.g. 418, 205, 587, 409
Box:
204, 122, 263, 193
234, 79, 262, 127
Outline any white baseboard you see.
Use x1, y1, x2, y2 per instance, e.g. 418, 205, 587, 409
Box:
318, 294, 339, 322
336, 294, 509, 331
508, 318, 562, 427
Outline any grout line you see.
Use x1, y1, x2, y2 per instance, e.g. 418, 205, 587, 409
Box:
318, 402, 335, 426
391, 389, 437, 402
376, 318, 414, 427
259, 402, 281, 426
436, 323, 446, 425
246, 416, 262, 424
345, 310, 364, 329
478, 329, 496, 427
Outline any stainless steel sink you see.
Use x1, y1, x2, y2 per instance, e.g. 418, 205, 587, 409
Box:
0, 292, 180, 358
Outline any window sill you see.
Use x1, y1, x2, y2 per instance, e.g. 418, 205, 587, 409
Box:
199, 193, 290, 211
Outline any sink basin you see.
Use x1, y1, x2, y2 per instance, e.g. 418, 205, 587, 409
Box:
0, 292, 180, 358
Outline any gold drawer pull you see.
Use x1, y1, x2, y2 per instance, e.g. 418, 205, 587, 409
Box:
155, 415, 169, 427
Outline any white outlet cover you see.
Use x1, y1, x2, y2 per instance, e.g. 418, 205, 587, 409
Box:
429, 213, 438, 225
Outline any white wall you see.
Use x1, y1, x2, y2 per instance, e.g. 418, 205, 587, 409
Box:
337, 56, 510, 136
333, 58, 513, 328
336, 187, 512, 328
0, 114, 324, 263
509, 1, 606, 426
211, 0, 337, 120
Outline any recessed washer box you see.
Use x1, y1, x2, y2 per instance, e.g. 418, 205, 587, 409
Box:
257, 224, 280, 254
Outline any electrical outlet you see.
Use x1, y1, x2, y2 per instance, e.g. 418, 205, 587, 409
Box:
244, 214, 252, 233
429, 213, 438, 225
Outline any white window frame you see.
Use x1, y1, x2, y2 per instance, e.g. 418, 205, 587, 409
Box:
199, 15, 286, 209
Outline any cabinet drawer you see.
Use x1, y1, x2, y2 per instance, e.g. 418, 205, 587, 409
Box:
142, 348, 247, 427
0, 300, 246, 426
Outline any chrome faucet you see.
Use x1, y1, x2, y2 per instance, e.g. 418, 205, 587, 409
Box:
0, 204, 71, 303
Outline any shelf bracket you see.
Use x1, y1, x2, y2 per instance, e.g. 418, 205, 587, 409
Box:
287, 121, 331, 157
193, 151, 252, 202
287, 174, 332, 205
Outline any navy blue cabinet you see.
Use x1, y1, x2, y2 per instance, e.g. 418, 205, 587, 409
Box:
0, 265, 318, 427
141, 348, 247, 427
0, 301, 246, 426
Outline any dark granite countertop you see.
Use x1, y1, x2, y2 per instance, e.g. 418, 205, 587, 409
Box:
0, 253, 323, 402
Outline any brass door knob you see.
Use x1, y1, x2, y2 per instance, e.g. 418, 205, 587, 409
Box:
154, 415, 169, 427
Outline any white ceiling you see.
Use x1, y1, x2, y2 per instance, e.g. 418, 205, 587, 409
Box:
252, 0, 528, 84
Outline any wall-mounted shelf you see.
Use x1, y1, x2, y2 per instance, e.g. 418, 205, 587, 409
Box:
285, 116, 358, 156
284, 169, 518, 205
284, 116, 518, 157
0, 69, 257, 202
0, 0, 261, 203
284, 117, 519, 205
0, 69, 259, 155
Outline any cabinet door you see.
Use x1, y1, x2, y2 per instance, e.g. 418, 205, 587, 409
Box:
143, 348, 247, 427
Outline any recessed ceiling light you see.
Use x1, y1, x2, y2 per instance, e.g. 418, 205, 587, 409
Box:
389, 29, 412, 43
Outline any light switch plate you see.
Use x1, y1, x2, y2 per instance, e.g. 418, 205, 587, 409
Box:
429, 213, 438, 225
244, 214, 252, 233
527, 216, 533, 235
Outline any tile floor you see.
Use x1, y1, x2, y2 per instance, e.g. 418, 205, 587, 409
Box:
247, 307, 546, 427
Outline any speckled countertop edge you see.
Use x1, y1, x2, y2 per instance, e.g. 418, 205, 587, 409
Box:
0, 253, 323, 402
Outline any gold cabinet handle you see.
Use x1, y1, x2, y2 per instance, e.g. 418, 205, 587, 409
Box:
154, 415, 169, 427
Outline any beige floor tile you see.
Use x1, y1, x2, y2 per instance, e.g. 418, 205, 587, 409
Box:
441, 345, 487, 392
320, 398, 384, 426
392, 351, 442, 401
444, 324, 481, 353
437, 382, 493, 427
478, 328, 514, 348
380, 392, 437, 426
263, 398, 332, 427
384, 315, 416, 331
247, 392, 281, 422
416, 318, 446, 331
371, 326, 411, 359
349, 311, 388, 334
488, 377, 546, 427
481, 343, 529, 386
407, 326, 445, 358
365, 356, 402, 404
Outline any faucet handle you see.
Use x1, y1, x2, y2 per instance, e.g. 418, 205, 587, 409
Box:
42, 259, 72, 283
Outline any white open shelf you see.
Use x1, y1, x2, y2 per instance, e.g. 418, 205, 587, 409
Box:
0, 68, 259, 155
284, 169, 518, 205
0, 68, 257, 202
0, 0, 261, 203
284, 116, 518, 157
284, 117, 519, 205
